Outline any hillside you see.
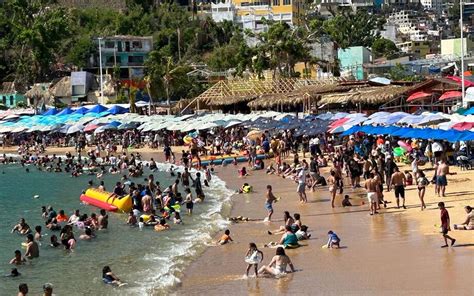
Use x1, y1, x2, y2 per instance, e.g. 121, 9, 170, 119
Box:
58, 0, 126, 10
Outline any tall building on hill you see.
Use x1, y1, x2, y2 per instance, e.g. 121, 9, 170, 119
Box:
210, 0, 305, 32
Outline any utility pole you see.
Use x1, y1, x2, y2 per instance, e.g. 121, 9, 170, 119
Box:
98, 37, 104, 104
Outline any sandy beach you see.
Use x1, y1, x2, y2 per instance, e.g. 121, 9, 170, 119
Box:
177, 158, 473, 295
2, 146, 473, 295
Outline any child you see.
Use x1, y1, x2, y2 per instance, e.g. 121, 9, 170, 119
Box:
244, 242, 264, 277
404, 170, 413, 186
438, 202, 456, 248
50, 235, 60, 248
218, 229, 233, 245
295, 225, 311, 240
342, 195, 352, 207
239, 183, 253, 194
34, 225, 42, 242
326, 230, 341, 249
138, 217, 145, 230
239, 167, 249, 178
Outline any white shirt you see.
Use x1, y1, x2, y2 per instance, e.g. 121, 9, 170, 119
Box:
298, 169, 306, 184
432, 142, 443, 152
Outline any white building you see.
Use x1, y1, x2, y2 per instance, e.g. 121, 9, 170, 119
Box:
420, 0, 442, 11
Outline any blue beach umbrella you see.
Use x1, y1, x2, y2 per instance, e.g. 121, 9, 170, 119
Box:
107, 105, 129, 115
72, 107, 88, 115
56, 107, 74, 116
86, 104, 108, 114
42, 108, 59, 116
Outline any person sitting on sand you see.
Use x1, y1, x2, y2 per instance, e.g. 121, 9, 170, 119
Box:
279, 226, 300, 249
154, 219, 170, 232
102, 266, 125, 286
295, 225, 311, 240
404, 170, 413, 186
245, 242, 264, 278
326, 230, 341, 249
268, 211, 294, 235
218, 229, 233, 245
24, 234, 39, 258
11, 218, 31, 235
454, 206, 474, 230
258, 247, 295, 277
9, 250, 26, 265
342, 195, 352, 207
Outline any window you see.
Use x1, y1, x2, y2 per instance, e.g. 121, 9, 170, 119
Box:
283, 0, 290, 4
132, 41, 142, 49
128, 56, 144, 64
9, 96, 14, 106
105, 41, 115, 48
273, 0, 279, 5
2, 96, 5, 105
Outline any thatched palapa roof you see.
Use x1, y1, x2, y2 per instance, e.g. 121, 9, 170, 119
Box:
50, 76, 72, 98
318, 86, 411, 106
25, 83, 52, 100
197, 78, 343, 107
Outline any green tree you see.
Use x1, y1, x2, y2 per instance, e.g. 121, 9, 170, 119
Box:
322, 8, 384, 49
1, 0, 72, 86
371, 38, 399, 59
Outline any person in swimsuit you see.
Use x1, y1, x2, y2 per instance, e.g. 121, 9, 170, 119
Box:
454, 206, 474, 230
9, 250, 26, 265
327, 171, 337, 208
24, 234, 39, 258
102, 266, 125, 286
438, 202, 456, 248
390, 167, 406, 209
264, 185, 277, 222
11, 218, 31, 235
218, 229, 233, 245
258, 247, 295, 277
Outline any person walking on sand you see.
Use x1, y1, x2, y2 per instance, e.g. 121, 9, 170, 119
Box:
416, 170, 429, 210
390, 167, 406, 209
264, 185, 277, 222
438, 202, 456, 248
436, 158, 452, 197
244, 242, 264, 278
296, 166, 307, 204
364, 173, 379, 215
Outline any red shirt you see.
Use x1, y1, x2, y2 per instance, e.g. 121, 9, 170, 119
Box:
440, 209, 450, 228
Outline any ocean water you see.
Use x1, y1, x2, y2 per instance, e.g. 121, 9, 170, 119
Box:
0, 163, 233, 295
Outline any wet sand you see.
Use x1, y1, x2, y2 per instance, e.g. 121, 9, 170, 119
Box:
1, 146, 473, 295
178, 162, 474, 296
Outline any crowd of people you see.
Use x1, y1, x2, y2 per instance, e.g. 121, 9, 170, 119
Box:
2, 121, 474, 289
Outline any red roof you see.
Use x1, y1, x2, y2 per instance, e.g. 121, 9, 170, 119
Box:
439, 91, 462, 101
407, 91, 432, 102
446, 76, 474, 87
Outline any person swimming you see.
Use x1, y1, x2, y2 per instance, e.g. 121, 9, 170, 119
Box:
102, 266, 126, 286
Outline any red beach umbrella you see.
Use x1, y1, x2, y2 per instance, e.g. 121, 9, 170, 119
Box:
329, 117, 350, 128
84, 124, 101, 132
452, 122, 474, 131
438, 91, 462, 101
407, 91, 432, 102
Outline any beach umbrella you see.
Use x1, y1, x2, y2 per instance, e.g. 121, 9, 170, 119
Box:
407, 91, 432, 102
464, 106, 474, 115
331, 112, 349, 120
84, 124, 101, 132
452, 122, 474, 131
56, 107, 74, 116
108, 121, 122, 128
66, 124, 83, 134
329, 117, 350, 129
42, 108, 58, 116
397, 115, 424, 125
106, 105, 129, 115
385, 113, 410, 125
94, 124, 117, 134
397, 140, 413, 152
439, 91, 462, 101
418, 113, 449, 126
86, 104, 108, 114
72, 107, 88, 115
225, 120, 242, 129
118, 122, 139, 130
